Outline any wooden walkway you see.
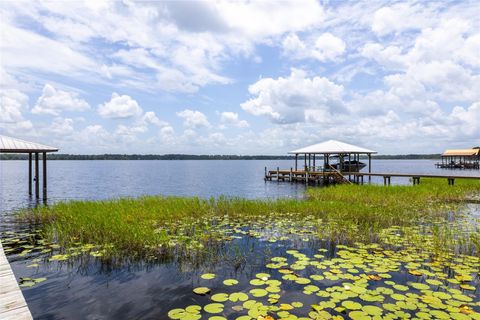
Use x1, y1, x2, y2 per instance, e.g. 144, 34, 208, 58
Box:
265, 168, 480, 186
0, 240, 33, 320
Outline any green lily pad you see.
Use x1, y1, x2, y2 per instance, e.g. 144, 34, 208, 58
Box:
201, 273, 216, 280
342, 301, 362, 310
249, 288, 268, 297
223, 279, 238, 286
229, 292, 249, 302
211, 293, 229, 302
204, 303, 224, 314
193, 287, 211, 295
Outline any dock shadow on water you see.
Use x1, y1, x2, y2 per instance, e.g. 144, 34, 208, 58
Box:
1, 200, 479, 320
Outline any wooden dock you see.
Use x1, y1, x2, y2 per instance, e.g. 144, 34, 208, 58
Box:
0, 240, 33, 320
265, 167, 480, 186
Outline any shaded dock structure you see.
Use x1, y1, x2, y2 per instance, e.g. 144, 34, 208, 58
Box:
265, 140, 376, 185
436, 148, 480, 169
0, 135, 58, 200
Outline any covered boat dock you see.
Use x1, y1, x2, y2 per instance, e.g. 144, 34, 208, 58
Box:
436, 148, 479, 169
265, 140, 377, 185
0, 135, 58, 201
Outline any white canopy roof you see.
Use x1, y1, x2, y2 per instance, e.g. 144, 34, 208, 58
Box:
0, 135, 58, 153
289, 140, 376, 154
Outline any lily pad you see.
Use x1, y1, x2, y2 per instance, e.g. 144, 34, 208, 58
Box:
204, 303, 224, 314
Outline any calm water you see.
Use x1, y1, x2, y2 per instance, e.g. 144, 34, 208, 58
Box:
1, 159, 479, 319
1, 159, 479, 214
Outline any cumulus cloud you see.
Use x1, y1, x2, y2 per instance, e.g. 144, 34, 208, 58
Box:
219, 112, 249, 128
0, 88, 29, 123
282, 33, 346, 62
177, 109, 210, 128
241, 69, 345, 124
98, 93, 143, 119
32, 84, 90, 116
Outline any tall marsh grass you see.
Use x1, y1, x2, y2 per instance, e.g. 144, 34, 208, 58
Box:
20, 178, 480, 258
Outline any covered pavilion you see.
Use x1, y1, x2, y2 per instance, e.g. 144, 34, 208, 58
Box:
0, 135, 58, 200
438, 148, 480, 169
288, 140, 377, 174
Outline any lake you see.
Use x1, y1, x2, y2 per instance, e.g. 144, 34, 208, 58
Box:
2, 159, 479, 215
1, 160, 479, 319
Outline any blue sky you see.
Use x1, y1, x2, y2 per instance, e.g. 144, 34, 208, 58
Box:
1, 0, 479, 154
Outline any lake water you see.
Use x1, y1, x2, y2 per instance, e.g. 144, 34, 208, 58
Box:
1, 159, 479, 214
1, 160, 479, 319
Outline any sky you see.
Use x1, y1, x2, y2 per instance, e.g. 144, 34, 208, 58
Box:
0, 0, 479, 155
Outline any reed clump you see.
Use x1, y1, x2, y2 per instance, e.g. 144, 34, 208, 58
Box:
20, 178, 480, 258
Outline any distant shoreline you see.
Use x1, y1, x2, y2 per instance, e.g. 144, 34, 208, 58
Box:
0, 154, 441, 160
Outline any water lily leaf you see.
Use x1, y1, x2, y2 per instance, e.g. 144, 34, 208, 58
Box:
256, 273, 271, 280
250, 288, 268, 297
201, 273, 216, 280
459, 284, 475, 291
168, 308, 186, 319
193, 287, 211, 295
349, 310, 371, 320
250, 279, 265, 286
211, 293, 229, 302
185, 305, 202, 314
223, 279, 238, 286
362, 305, 382, 316
208, 317, 227, 320
204, 303, 224, 314
342, 301, 362, 310
229, 292, 249, 302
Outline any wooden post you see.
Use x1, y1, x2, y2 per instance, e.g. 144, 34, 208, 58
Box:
277, 167, 280, 182
368, 154, 372, 182
34, 152, 39, 199
290, 167, 293, 182
295, 154, 298, 171
42, 152, 47, 201
313, 154, 316, 171
264, 166, 267, 180
28, 153, 32, 195
304, 154, 307, 171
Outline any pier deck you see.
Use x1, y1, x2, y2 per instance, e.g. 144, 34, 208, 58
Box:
0, 240, 32, 320
266, 168, 480, 185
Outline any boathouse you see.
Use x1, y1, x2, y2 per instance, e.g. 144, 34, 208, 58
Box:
288, 140, 377, 173
437, 148, 480, 169
0, 135, 58, 200
265, 140, 377, 185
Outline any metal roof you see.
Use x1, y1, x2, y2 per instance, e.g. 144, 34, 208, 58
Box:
442, 149, 479, 156
0, 135, 58, 153
289, 140, 377, 154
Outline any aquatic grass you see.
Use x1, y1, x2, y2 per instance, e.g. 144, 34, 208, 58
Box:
18, 178, 480, 259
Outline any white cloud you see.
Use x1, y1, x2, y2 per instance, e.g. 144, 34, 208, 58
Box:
0, 88, 29, 123
32, 84, 90, 116
282, 33, 346, 62
241, 69, 345, 124
371, 3, 433, 36
177, 109, 210, 128
219, 112, 249, 128
44, 117, 75, 135
98, 93, 143, 119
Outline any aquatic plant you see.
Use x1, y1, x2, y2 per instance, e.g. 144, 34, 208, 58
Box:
18, 178, 480, 259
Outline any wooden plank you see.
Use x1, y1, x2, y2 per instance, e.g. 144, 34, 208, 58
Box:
0, 241, 33, 320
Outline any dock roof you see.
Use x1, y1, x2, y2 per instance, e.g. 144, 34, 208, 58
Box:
442, 149, 479, 156
0, 135, 58, 153
289, 140, 377, 155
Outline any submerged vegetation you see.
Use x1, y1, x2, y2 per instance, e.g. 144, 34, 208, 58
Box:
5, 178, 479, 319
